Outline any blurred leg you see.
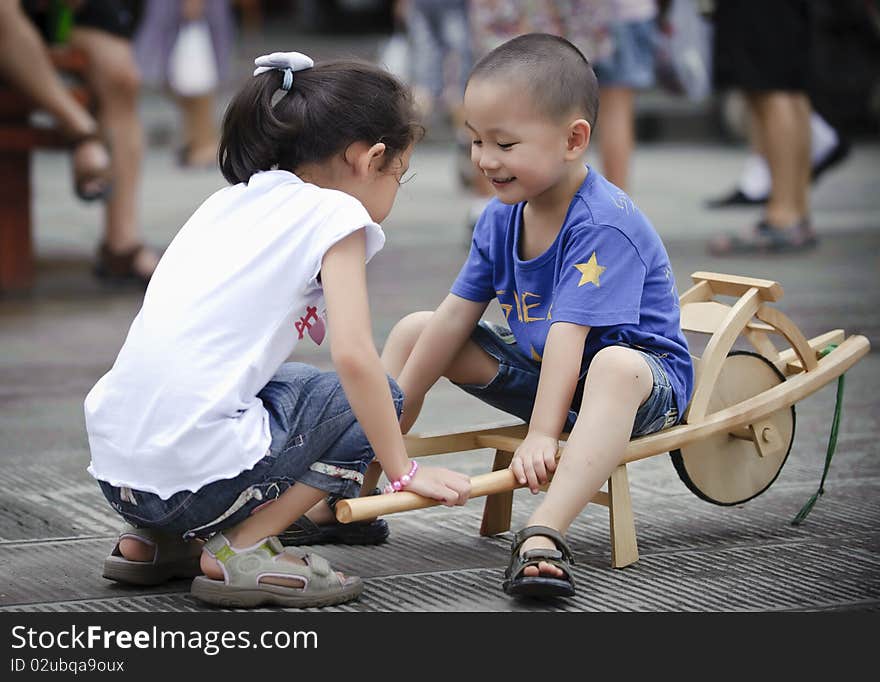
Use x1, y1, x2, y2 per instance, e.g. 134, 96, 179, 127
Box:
749, 91, 811, 226
176, 92, 218, 167
0, 2, 95, 138
0, 3, 111, 199
597, 86, 635, 191
70, 26, 158, 276
407, 4, 443, 121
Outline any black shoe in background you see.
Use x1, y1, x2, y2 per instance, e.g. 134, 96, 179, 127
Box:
706, 138, 851, 210
811, 138, 851, 183
705, 188, 768, 209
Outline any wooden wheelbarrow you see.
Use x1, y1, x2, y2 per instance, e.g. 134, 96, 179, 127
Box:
336, 272, 871, 568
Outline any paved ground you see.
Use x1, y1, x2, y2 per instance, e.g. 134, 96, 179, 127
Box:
1, 25, 878, 612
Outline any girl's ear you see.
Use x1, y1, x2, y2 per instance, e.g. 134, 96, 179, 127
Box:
344, 141, 387, 177
565, 119, 591, 159
365, 142, 387, 174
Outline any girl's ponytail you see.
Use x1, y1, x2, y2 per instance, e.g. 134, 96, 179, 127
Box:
219, 71, 299, 185
218, 56, 421, 186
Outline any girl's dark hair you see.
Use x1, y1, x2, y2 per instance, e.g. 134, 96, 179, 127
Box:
219, 60, 422, 185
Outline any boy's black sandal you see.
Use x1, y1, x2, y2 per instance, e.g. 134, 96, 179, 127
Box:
278, 489, 390, 546
502, 525, 576, 598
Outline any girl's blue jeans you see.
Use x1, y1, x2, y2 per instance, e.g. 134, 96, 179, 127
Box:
98, 362, 403, 540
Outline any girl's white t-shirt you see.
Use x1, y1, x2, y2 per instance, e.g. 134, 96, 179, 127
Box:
84, 170, 385, 500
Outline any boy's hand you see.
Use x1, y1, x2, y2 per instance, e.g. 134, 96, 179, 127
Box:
511, 432, 560, 493
405, 465, 471, 506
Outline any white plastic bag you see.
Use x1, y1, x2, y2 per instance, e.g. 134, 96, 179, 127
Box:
168, 21, 218, 97
655, 0, 713, 102
378, 31, 410, 82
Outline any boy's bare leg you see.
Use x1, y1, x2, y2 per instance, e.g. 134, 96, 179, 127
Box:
381, 311, 498, 432
518, 346, 652, 578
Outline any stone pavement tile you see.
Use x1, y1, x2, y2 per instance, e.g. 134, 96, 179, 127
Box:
2, 481, 876, 611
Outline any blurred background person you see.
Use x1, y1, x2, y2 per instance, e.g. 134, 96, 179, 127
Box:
587, 0, 659, 192
134, 0, 236, 169
0, 0, 112, 202
708, 0, 817, 255
463, 0, 657, 234
707, 106, 851, 208
397, 0, 471, 129
19, 0, 160, 284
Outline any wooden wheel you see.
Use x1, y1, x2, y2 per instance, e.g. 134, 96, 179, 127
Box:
670, 351, 795, 505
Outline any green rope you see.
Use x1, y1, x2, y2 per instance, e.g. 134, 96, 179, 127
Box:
791, 344, 845, 526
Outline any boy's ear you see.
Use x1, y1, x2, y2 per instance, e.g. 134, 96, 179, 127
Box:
565, 119, 591, 159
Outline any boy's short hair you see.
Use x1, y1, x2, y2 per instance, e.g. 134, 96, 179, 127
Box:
468, 33, 599, 127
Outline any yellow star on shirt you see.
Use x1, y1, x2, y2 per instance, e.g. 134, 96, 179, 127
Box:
574, 252, 606, 287
529, 345, 543, 362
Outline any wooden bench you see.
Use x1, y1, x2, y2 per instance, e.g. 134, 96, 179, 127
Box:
0, 45, 91, 292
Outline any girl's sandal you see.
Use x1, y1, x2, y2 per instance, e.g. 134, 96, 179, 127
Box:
190, 534, 363, 608
102, 525, 203, 586
69, 132, 113, 202
502, 525, 576, 598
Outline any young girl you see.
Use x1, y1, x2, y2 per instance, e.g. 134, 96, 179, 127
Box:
84, 51, 471, 608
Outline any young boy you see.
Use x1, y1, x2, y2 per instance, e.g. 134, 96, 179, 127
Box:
381, 33, 694, 598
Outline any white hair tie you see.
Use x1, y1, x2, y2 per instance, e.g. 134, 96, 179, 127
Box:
253, 51, 314, 91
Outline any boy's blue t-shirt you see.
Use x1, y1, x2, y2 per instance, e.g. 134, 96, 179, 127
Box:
451, 168, 694, 417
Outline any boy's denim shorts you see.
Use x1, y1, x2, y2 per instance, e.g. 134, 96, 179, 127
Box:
99, 362, 403, 539
594, 19, 659, 89
453, 321, 678, 437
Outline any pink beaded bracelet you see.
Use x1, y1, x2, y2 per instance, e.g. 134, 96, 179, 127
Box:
383, 460, 419, 494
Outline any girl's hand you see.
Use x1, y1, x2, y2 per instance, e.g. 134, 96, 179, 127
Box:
405, 465, 471, 506
511, 432, 560, 493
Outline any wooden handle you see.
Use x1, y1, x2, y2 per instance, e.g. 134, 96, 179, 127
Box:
335, 468, 521, 523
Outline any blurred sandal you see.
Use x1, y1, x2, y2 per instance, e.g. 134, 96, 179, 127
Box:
708, 218, 818, 256
70, 132, 113, 202
94, 242, 160, 287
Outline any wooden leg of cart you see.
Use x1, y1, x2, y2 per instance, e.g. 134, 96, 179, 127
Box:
480, 449, 515, 536
608, 464, 639, 568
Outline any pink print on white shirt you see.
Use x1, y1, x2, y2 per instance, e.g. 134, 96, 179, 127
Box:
295, 306, 325, 345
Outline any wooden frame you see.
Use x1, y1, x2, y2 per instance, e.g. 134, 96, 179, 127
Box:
336, 272, 871, 568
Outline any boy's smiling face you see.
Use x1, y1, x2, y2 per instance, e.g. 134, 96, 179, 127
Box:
464, 77, 583, 206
